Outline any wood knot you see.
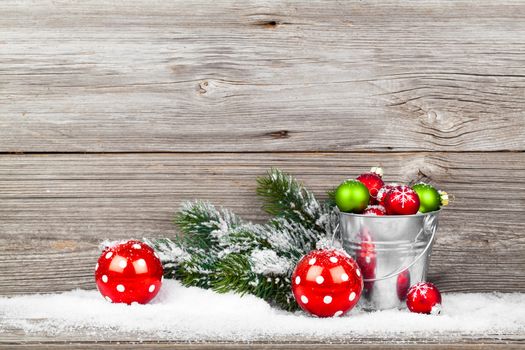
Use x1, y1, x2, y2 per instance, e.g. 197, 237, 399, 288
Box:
198, 81, 209, 94
254, 20, 280, 29
417, 168, 431, 180
267, 130, 290, 139
427, 110, 438, 122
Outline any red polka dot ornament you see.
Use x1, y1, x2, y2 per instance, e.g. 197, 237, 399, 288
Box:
292, 249, 363, 317
406, 282, 442, 315
95, 240, 163, 304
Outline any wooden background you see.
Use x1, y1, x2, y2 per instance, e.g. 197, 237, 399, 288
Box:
0, 0, 524, 346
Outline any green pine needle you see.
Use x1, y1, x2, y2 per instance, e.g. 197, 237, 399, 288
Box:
149, 168, 339, 312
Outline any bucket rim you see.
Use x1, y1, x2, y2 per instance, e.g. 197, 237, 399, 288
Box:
337, 208, 441, 218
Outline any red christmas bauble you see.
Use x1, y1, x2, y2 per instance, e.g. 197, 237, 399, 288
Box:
384, 185, 420, 215
357, 168, 384, 204
355, 228, 376, 297
95, 240, 163, 304
396, 270, 411, 301
376, 183, 397, 207
406, 282, 442, 315
363, 205, 385, 216
292, 249, 363, 317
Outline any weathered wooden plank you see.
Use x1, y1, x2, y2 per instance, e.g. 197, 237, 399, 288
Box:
0, 322, 524, 348
1, 0, 524, 152
0, 152, 523, 295
1, 342, 524, 349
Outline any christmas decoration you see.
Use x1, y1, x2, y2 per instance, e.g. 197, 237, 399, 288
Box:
406, 282, 442, 315
335, 180, 370, 213
356, 167, 384, 204
438, 190, 449, 206
95, 240, 163, 304
376, 183, 398, 207
355, 229, 376, 297
363, 205, 385, 216
147, 169, 338, 311
148, 167, 449, 312
396, 270, 411, 301
292, 249, 363, 317
384, 185, 420, 215
412, 183, 449, 213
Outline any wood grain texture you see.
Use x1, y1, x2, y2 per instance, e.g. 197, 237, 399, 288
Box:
1, 322, 524, 347
1, 342, 524, 350
1, 0, 525, 152
0, 152, 524, 295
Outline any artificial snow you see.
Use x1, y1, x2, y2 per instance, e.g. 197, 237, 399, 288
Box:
249, 249, 292, 275
0, 280, 523, 342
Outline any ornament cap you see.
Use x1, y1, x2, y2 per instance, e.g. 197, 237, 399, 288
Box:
370, 166, 384, 177
438, 190, 449, 206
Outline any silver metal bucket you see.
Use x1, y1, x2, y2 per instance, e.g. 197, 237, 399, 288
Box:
339, 210, 440, 310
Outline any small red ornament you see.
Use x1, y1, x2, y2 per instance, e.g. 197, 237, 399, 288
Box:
406, 282, 442, 315
355, 228, 376, 297
95, 240, 163, 304
396, 269, 411, 301
363, 205, 385, 216
376, 183, 398, 207
384, 185, 420, 215
356, 167, 384, 204
292, 249, 363, 317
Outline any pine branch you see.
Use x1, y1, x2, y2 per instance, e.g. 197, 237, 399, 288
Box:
174, 201, 242, 250
256, 168, 317, 225
326, 187, 337, 207
257, 168, 338, 237
148, 168, 340, 312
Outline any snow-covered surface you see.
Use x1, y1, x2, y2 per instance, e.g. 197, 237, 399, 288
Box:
0, 280, 524, 342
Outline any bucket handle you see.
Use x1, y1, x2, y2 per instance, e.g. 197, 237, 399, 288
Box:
362, 225, 436, 283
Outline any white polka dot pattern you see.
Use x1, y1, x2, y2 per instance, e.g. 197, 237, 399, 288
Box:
300, 295, 309, 304
119, 260, 127, 269
295, 276, 301, 285
323, 295, 332, 304
356, 269, 361, 277
333, 310, 343, 317
308, 258, 316, 265
329, 257, 338, 263
95, 263, 99, 271
349, 292, 356, 301
116, 284, 125, 292
105, 252, 113, 259
101, 275, 108, 283
149, 284, 156, 293
315, 276, 324, 284
341, 273, 349, 281
104, 296, 112, 303
132, 243, 141, 249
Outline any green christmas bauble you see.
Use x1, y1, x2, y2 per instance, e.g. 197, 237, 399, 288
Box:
335, 180, 370, 213
412, 183, 441, 213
